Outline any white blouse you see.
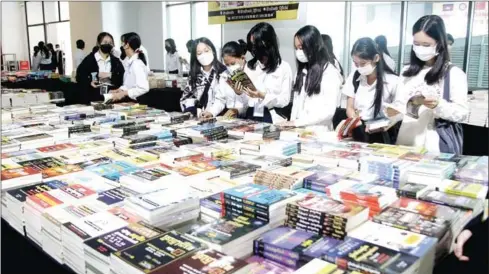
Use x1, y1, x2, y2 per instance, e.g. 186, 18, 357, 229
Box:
392, 65, 469, 152
166, 52, 182, 72
206, 74, 249, 117
119, 53, 149, 100
290, 63, 343, 129
244, 61, 293, 123
342, 71, 399, 121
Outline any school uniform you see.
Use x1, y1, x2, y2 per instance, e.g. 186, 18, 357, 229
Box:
244, 61, 293, 124
290, 63, 343, 130
206, 74, 249, 117
31, 54, 42, 71
383, 53, 396, 72
342, 70, 399, 144
121, 45, 150, 71
117, 53, 150, 100
76, 51, 124, 103
74, 48, 87, 70
180, 67, 225, 116
392, 65, 468, 153
39, 52, 52, 71
166, 51, 182, 74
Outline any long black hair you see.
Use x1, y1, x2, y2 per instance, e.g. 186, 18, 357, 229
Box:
403, 15, 450, 85
93, 32, 115, 54
293, 26, 330, 96
165, 38, 177, 54
121, 32, 147, 66
38, 41, 49, 57
33, 46, 40, 57
189, 37, 226, 90
246, 22, 281, 73
321, 34, 344, 79
221, 39, 247, 58
374, 35, 391, 57
351, 37, 396, 118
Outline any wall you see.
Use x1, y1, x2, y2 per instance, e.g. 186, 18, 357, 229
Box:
1, 2, 29, 61
138, 2, 165, 70
69, 1, 103, 72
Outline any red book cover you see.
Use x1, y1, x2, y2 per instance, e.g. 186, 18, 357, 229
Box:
42, 164, 83, 179
1, 166, 40, 180
37, 143, 77, 153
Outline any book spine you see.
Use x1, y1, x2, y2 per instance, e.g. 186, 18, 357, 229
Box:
222, 193, 270, 212
253, 240, 303, 265
222, 198, 269, 218
285, 204, 348, 225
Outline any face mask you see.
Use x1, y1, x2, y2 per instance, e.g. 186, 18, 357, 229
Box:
413, 45, 438, 61
295, 49, 308, 63
197, 52, 214, 66
119, 46, 126, 59
227, 63, 241, 73
357, 64, 376, 76
100, 44, 113, 54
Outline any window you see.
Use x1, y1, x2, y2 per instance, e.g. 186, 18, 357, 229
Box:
167, 3, 191, 64
467, 2, 488, 89
25, 1, 72, 73
404, 2, 469, 69
306, 2, 346, 66
350, 2, 402, 74
193, 2, 222, 57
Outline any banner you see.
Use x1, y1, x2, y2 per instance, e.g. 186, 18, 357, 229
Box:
208, 1, 299, 25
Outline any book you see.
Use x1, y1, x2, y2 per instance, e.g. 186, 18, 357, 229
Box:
436, 179, 488, 199
336, 117, 362, 139
225, 68, 257, 93
397, 183, 432, 199
294, 259, 339, 274
1, 166, 42, 191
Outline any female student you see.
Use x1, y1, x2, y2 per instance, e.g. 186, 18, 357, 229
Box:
280, 26, 342, 129
201, 40, 249, 118
109, 33, 150, 102
31, 46, 42, 71
343, 37, 399, 144
375, 35, 396, 72
321, 34, 344, 81
239, 22, 293, 124
180, 37, 227, 117
118, 33, 150, 70
386, 15, 468, 153
165, 38, 182, 74
47, 43, 58, 72
76, 32, 124, 103
38, 42, 52, 71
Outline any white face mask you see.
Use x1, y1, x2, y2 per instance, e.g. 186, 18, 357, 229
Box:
413, 45, 438, 61
295, 49, 308, 63
357, 64, 376, 76
197, 52, 214, 66
257, 60, 266, 69
227, 63, 241, 73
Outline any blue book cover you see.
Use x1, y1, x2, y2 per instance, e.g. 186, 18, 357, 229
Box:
87, 161, 141, 182
97, 187, 140, 206
293, 188, 327, 197
223, 183, 295, 209
302, 236, 343, 259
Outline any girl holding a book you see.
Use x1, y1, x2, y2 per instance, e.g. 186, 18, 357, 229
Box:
279, 25, 343, 130
342, 37, 399, 144
180, 37, 227, 117
201, 40, 249, 118
385, 15, 468, 153
236, 22, 293, 124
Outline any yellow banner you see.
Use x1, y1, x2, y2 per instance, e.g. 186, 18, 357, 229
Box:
208, 1, 299, 25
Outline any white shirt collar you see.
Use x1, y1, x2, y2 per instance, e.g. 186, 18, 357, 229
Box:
356, 73, 390, 85
94, 51, 110, 63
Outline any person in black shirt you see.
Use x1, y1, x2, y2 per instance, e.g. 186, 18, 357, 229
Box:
76, 32, 124, 104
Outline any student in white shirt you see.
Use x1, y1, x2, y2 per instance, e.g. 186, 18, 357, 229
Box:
279, 25, 342, 130
180, 37, 227, 117
238, 22, 293, 124
117, 33, 150, 70
38, 41, 52, 71
201, 40, 249, 119
31, 46, 42, 71
343, 37, 399, 144
375, 35, 396, 72
165, 38, 182, 74
109, 32, 149, 102
74, 39, 87, 70
386, 15, 468, 153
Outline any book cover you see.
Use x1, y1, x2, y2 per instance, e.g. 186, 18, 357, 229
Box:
113, 231, 202, 273
155, 248, 249, 274
18, 157, 65, 171
291, 196, 366, 220
419, 190, 480, 211
189, 215, 267, 246
97, 187, 140, 206
1, 166, 40, 180
391, 197, 460, 221
37, 143, 77, 153
245, 255, 294, 274
41, 164, 83, 179
84, 222, 163, 258
6, 180, 68, 202
127, 187, 200, 212
223, 183, 296, 210
64, 211, 128, 241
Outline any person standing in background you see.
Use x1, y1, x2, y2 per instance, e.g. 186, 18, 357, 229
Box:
38, 41, 52, 71
55, 44, 64, 75
165, 38, 182, 74
281, 26, 343, 130
447, 33, 454, 60
31, 46, 42, 71
74, 39, 87, 70
374, 35, 396, 72
47, 43, 57, 72
181, 39, 194, 72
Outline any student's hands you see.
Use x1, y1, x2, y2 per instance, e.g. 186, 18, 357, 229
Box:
346, 108, 359, 119
111, 91, 128, 102
99, 72, 111, 79
243, 87, 265, 99
454, 229, 472, 261
200, 111, 214, 119
91, 81, 99, 88
423, 97, 439, 109
233, 82, 245, 95
110, 89, 121, 94
223, 109, 239, 118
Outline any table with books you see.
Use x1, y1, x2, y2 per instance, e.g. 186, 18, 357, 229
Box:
1, 102, 488, 274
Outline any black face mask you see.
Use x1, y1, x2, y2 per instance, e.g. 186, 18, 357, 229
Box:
165, 46, 171, 52
120, 46, 126, 60
100, 44, 113, 54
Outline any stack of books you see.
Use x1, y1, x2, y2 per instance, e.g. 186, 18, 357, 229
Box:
359, 156, 414, 188
407, 160, 457, 186
302, 166, 352, 193
246, 255, 295, 273
337, 182, 398, 217
119, 163, 182, 193
113, 134, 158, 150
124, 186, 201, 228
239, 140, 300, 157
285, 195, 368, 239
254, 166, 314, 190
